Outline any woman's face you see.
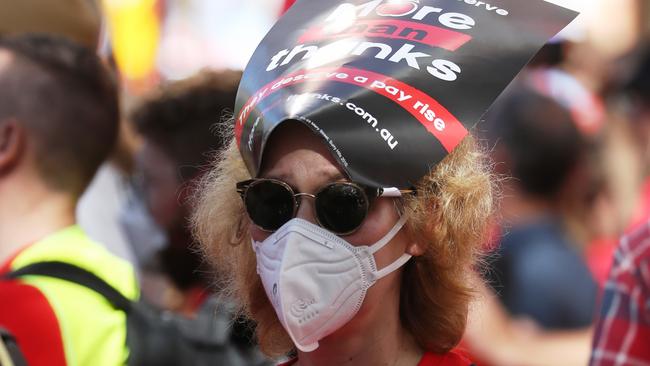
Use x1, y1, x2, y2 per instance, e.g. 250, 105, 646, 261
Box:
249, 122, 417, 337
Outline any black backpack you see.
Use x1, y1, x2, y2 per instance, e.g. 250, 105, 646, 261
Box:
4, 261, 249, 366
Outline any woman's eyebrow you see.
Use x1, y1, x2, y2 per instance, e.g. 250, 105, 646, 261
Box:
327, 171, 346, 181
263, 170, 346, 184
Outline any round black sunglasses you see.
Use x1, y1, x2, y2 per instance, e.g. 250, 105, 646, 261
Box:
236, 178, 412, 235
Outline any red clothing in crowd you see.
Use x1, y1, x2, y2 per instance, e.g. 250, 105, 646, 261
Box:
282, 0, 296, 14
280, 350, 474, 366
590, 221, 650, 366
0, 256, 67, 366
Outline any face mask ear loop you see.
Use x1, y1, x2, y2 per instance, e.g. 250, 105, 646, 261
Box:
374, 253, 412, 280
369, 213, 408, 255
251, 238, 262, 274
368, 212, 411, 280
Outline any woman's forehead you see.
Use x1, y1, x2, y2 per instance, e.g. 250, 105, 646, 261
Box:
260, 122, 346, 184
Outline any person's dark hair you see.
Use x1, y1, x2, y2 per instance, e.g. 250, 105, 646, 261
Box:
130, 70, 242, 181
624, 46, 650, 104
485, 87, 583, 198
0, 33, 119, 197
130, 70, 241, 291
527, 42, 564, 68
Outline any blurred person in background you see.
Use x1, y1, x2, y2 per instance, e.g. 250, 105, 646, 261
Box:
125, 69, 241, 314
589, 44, 650, 366
590, 222, 650, 365
125, 70, 268, 364
0, 33, 254, 366
0, 34, 131, 366
465, 278, 594, 366
615, 45, 650, 230
462, 85, 602, 366
524, 36, 625, 291
463, 34, 649, 366
464, 83, 618, 366
0, 0, 141, 266
456, 2, 645, 365
483, 87, 598, 330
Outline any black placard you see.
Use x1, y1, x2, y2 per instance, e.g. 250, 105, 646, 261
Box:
235, 0, 577, 189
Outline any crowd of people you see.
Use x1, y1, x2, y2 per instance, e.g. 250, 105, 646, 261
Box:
1, 0, 650, 366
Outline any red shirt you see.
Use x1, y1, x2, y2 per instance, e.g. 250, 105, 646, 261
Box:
280, 350, 474, 366
590, 221, 650, 365
0, 249, 67, 366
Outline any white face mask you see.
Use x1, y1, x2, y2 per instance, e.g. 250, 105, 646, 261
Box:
252, 215, 411, 352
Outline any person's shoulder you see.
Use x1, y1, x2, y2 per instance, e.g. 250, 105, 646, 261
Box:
0, 278, 67, 365
418, 350, 475, 366
0, 277, 58, 318
11, 225, 139, 299
609, 221, 650, 288
504, 228, 586, 282
499, 219, 571, 257
619, 221, 650, 263
1, 226, 137, 365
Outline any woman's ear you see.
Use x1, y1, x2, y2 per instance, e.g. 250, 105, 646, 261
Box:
406, 241, 425, 257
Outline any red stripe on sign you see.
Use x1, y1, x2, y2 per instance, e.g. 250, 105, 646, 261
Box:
298, 20, 472, 52
338, 67, 467, 152
235, 67, 467, 153
235, 70, 317, 146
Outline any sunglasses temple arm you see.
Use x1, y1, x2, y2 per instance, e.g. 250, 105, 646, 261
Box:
380, 187, 408, 197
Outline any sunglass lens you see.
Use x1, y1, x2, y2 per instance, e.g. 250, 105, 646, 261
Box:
245, 180, 294, 231
316, 184, 369, 235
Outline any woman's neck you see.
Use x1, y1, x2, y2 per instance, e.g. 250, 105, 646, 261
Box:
295, 304, 422, 366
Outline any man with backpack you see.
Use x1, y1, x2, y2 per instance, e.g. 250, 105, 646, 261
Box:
0, 32, 139, 366
0, 33, 249, 366
0, 33, 132, 365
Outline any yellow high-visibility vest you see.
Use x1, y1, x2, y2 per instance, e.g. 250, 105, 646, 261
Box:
9, 226, 139, 366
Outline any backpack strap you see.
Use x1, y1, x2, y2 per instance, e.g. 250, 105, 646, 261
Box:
0, 327, 28, 366
3, 262, 247, 366
4, 261, 132, 312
